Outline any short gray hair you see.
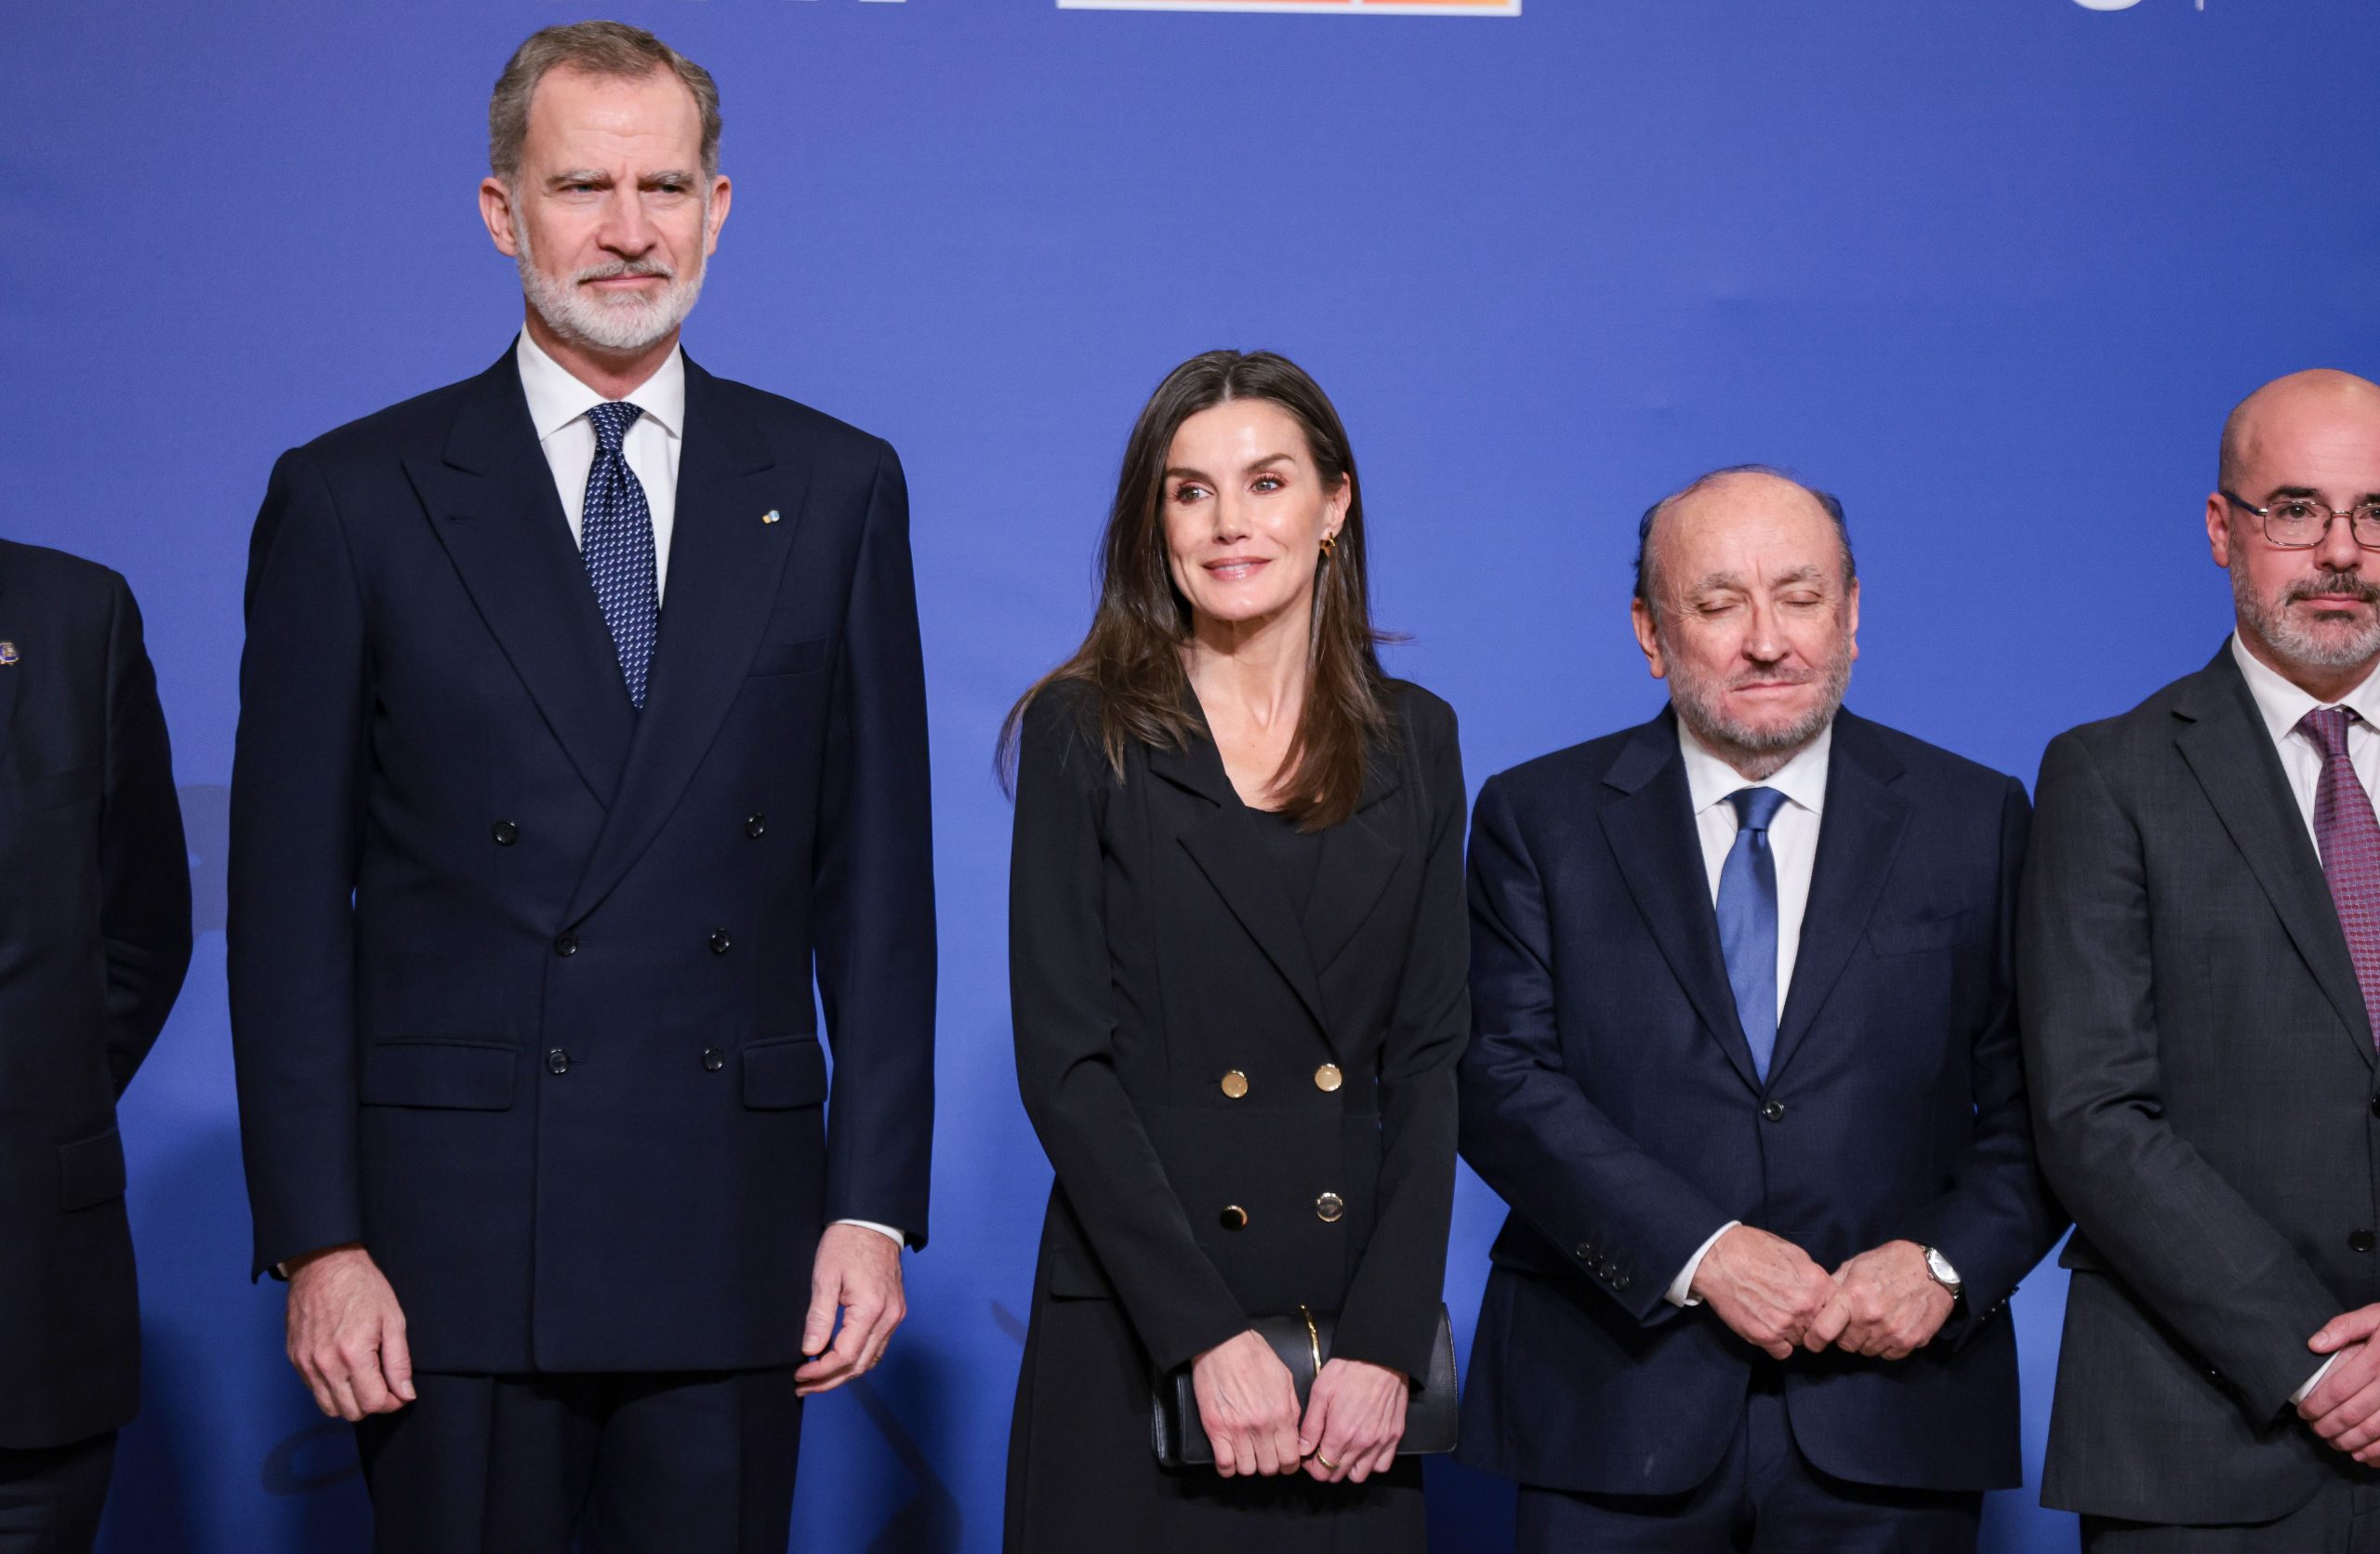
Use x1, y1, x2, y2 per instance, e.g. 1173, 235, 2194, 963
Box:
489, 20, 722, 184
1633, 463, 1854, 609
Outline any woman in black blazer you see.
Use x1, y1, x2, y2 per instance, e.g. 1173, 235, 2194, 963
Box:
999, 351, 1467, 1552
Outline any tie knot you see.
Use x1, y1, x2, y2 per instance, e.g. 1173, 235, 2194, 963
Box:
1729, 786, 1788, 834
586, 399, 643, 455
2303, 705, 2359, 762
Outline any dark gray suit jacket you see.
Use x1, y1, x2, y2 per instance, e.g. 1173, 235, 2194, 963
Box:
2021, 643, 2380, 1524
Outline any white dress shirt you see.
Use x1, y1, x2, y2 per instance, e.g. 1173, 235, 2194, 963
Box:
2230, 632, 2380, 1399
1664, 720, 1833, 1307
511, 334, 904, 1255
515, 333, 684, 603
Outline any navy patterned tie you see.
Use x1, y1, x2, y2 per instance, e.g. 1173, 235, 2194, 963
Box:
581, 400, 658, 710
1718, 786, 1788, 1081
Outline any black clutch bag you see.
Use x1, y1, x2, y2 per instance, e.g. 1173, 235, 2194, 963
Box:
1151, 1304, 1459, 1468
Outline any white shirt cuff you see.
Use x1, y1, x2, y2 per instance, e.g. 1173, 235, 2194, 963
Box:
835, 1218, 906, 1249
1668, 1221, 1740, 1308
2295, 1353, 2340, 1407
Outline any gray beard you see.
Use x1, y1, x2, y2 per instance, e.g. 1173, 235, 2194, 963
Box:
1664, 636, 1853, 781
515, 216, 707, 355
2230, 554, 2380, 672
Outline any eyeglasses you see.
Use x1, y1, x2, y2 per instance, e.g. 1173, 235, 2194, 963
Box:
2222, 489, 2380, 551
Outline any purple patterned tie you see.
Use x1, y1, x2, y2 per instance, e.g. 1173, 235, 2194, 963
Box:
2302, 706, 2380, 1046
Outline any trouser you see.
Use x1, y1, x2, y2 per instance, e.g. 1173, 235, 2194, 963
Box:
356, 1368, 801, 1554
1515, 1369, 1980, 1553
0, 1431, 116, 1554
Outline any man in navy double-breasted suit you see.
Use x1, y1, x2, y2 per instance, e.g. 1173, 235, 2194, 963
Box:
1456, 467, 2064, 1551
228, 22, 933, 1551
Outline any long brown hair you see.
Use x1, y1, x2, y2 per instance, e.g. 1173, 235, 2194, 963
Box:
998, 350, 1395, 830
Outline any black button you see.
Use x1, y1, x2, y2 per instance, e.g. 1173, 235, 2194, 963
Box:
2354, 1229, 2376, 1255
1576, 1242, 1593, 1261
2370, 1094, 2380, 1119
553, 934, 577, 958
1760, 1098, 1786, 1122
493, 820, 519, 846
702, 1048, 725, 1072
1220, 1205, 1248, 1231
1615, 1273, 1633, 1291
546, 1049, 570, 1075
745, 814, 767, 840
709, 929, 733, 955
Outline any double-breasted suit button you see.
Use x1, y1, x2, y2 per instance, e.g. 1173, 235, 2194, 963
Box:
1220, 1070, 1250, 1099
702, 1048, 725, 1072
2352, 1229, 2376, 1254
2369, 1094, 2380, 1119
546, 1049, 570, 1075
553, 933, 577, 957
1759, 1098, 1786, 1122
492, 819, 519, 845
745, 814, 767, 840
1314, 1064, 1342, 1093
1220, 1205, 1248, 1230
709, 930, 733, 955
1316, 1192, 1345, 1224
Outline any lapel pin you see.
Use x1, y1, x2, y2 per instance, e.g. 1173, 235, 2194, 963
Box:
761, 510, 781, 525
0, 644, 18, 666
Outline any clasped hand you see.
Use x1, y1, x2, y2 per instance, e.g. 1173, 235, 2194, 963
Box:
2299, 1304, 2380, 1462
1692, 1228, 1953, 1361
1190, 1330, 1408, 1482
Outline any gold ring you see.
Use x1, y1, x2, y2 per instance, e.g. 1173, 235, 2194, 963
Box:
1315, 1454, 1339, 1471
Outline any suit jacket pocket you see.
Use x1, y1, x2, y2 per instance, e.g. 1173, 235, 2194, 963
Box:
357, 1041, 519, 1110
60, 1124, 126, 1211
20, 766, 99, 813
742, 1036, 827, 1109
748, 637, 827, 678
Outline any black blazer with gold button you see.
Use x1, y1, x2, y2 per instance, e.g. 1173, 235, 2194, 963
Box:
1007, 677, 1468, 1381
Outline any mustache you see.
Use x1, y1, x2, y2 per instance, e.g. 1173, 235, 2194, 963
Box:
1724, 667, 1817, 690
2284, 573, 2380, 606
574, 259, 675, 284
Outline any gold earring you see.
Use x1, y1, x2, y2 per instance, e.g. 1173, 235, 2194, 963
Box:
1319, 533, 1338, 558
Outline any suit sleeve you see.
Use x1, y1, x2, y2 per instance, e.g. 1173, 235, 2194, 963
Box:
1009, 694, 1248, 1373
2021, 730, 2339, 1421
811, 440, 936, 1248
1900, 775, 2069, 1344
96, 573, 192, 1096
1332, 703, 1468, 1378
1458, 774, 1725, 1324
228, 448, 372, 1278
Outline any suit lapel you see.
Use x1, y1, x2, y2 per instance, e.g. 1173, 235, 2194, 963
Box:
405, 350, 635, 806
2174, 647, 2377, 1068
1768, 712, 1911, 1083
564, 357, 806, 925
1148, 732, 1332, 1043
1599, 711, 1761, 1091
1307, 747, 1407, 976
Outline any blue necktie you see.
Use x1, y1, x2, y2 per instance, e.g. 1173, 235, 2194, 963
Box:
581, 400, 658, 710
1718, 786, 1788, 1081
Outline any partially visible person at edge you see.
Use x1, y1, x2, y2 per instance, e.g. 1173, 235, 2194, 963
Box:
1457, 467, 2064, 1552
228, 21, 932, 1552
0, 541, 192, 1554
2024, 369, 2380, 1550
998, 350, 1467, 1552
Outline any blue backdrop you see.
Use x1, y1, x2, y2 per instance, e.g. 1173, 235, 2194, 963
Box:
7, 1, 2378, 1548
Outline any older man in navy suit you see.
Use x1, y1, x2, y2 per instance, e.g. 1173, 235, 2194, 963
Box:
229, 22, 933, 1553
1456, 467, 2064, 1551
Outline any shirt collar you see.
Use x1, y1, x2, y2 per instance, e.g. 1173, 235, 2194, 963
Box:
2229, 631, 2380, 748
1677, 712, 1833, 820
514, 331, 685, 445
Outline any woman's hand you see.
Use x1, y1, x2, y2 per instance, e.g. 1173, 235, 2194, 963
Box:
1298, 1357, 1408, 1483
1192, 1331, 1305, 1478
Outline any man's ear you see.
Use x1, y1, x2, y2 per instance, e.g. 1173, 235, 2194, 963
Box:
1631, 597, 1668, 680
480, 177, 522, 259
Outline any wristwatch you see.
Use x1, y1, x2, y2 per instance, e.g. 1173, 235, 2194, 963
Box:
1922, 1245, 1964, 1302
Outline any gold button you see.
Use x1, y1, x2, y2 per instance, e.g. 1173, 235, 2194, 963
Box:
1221, 1070, 1250, 1099
1313, 1064, 1342, 1093
1315, 1191, 1345, 1224
1220, 1205, 1249, 1230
